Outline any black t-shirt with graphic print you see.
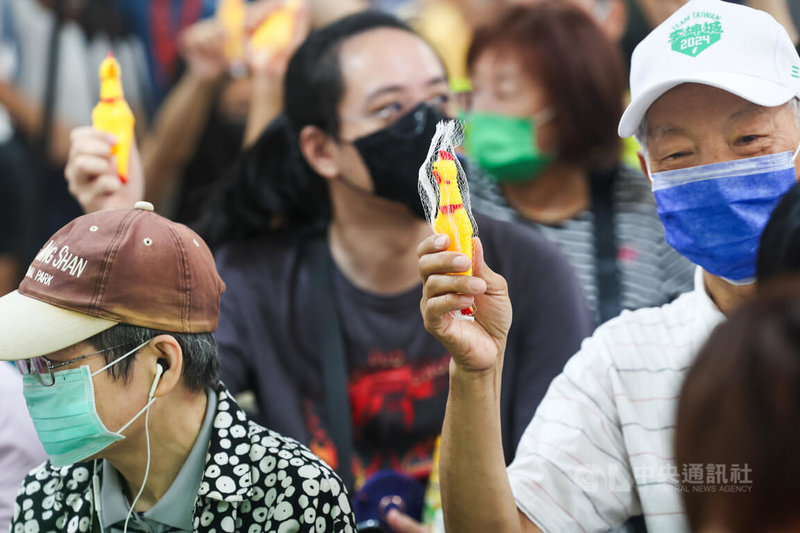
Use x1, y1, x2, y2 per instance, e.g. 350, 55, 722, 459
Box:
214, 212, 593, 487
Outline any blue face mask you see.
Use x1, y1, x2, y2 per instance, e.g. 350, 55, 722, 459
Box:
651, 148, 799, 284
22, 340, 154, 468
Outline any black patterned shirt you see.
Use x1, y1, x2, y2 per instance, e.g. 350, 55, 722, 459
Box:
11, 385, 356, 533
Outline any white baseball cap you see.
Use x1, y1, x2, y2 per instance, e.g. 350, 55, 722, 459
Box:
618, 0, 800, 138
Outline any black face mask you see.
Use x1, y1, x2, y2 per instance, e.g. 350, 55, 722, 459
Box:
352, 103, 446, 220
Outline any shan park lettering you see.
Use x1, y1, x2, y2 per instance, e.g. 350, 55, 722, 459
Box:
28, 240, 89, 285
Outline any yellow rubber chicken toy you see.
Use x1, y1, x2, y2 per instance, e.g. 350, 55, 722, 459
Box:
250, 0, 301, 54
218, 0, 246, 66
92, 52, 135, 184
432, 150, 475, 317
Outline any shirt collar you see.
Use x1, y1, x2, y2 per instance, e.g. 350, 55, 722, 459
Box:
692, 266, 726, 347
101, 388, 218, 531
196, 387, 256, 502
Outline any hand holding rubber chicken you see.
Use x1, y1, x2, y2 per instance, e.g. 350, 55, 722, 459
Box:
419, 121, 478, 319
250, 0, 303, 54
245, 0, 309, 78
217, 0, 247, 74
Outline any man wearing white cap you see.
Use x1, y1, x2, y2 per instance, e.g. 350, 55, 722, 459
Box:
416, 0, 800, 531
1, 203, 356, 532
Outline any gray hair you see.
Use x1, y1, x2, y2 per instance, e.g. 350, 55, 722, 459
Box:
635, 96, 800, 158
86, 324, 219, 391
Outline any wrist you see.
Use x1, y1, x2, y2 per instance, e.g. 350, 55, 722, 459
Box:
253, 73, 283, 96
184, 70, 226, 90
449, 357, 500, 382
448, 359, 503, 408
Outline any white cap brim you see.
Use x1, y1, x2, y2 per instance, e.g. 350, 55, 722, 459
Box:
0, 291, 117, 361
619, 71, 796, 138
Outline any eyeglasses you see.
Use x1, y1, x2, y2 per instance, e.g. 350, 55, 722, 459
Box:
16, 344, 130, 387
342, 93, 453, 130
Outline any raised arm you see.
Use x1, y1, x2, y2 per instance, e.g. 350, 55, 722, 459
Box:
64, 19, 228, 215
242, 0, 310, 147
0, 82, 73, 164
418, 234, 540, 533
140, 18, 228, 208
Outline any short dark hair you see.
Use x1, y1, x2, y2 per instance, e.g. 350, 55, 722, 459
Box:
675, 280, 800, 532
200, 11, 418, 246
467, 1, 625, 170
758, 181, 800, 285
284, 10, 414, 141
86, 323, 219, 391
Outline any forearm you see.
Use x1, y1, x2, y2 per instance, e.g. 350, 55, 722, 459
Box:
441, 362, 536, 533
140, 72, 222, 205
243, 74, 282, 147
0, 83, 72, 164
0, 82, 40, 137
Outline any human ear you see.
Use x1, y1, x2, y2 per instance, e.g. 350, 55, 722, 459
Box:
794, 153, 800, 183
533, 109, 558, 154
146, 334, 183, 398
299, 125, 340, 181
638, 150, 652, 184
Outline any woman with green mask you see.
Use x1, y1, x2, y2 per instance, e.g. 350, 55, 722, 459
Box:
464, 1, 694, 324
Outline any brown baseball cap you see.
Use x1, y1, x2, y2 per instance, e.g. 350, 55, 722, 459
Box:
0, 202, 225, 360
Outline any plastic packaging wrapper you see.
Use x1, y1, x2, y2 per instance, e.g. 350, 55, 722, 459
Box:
418, 120, 478, 319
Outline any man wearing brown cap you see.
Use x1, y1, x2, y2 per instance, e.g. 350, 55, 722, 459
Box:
0, 202, 356, 533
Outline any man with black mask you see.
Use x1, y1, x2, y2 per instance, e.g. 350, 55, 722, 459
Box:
64, 12, 592, 532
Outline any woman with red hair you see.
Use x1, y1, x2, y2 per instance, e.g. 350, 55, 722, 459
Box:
465, 1, 694, 324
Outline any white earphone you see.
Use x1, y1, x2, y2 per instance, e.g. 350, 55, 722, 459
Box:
124, 359, 166, 533
148, 361, 166, 399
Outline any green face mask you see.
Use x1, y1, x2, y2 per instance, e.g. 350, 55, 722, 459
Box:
21, 339, 154, 468
463, 111, 555, 184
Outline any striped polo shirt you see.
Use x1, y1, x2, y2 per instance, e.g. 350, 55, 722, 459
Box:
508, 267, 724, 532
469, 164, 695, 323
